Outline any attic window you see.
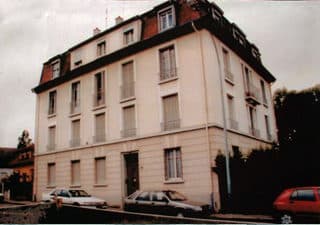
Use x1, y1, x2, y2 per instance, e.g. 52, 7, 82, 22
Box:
51, 60, 60, 79
158, 6, 176, 32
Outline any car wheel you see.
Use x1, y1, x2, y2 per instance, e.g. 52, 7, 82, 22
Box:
177, 212, 184, 218
279, 213, 293, 224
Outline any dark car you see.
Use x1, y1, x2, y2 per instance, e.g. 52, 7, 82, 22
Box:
124, 190, 212, 218
273, 186, 320, 223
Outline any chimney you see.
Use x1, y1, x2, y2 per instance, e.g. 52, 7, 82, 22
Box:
115, 16, 124, 25
93, 27, 101, 36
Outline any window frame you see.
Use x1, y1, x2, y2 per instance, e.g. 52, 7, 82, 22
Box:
71, 160, 81, 186
123, 28, 134, 46
164, 147, 183, 182
158, 6, 176, 32
47, 163, 56, 187
97, 40, 106, 57
94, 157, 106, 185
51, 60, 60, 79
48, 90, 57, 115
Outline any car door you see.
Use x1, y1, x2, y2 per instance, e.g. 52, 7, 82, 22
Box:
289, 189, 317, 216
151, 192, 170, 215
135, 191, 152, 213
57, 189, 72, 204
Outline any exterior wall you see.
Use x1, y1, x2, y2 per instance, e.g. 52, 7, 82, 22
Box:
36, 129, 212, 207
70, 20, 142, 70
37, 32, 209, 154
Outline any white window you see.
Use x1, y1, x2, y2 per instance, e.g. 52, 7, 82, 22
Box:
248, 106, 259, 137
121, 61, 135, 99
52, 61, 60, 79
71, 82, 80, 114
260, 80, 268, 105
94, 113, 105, 143
74, 50, 82, 66
47, 126, 56, 151
123, 29, 134, 45
97, 41, 106, 57
223, 48, 233, 82
93, 72, 105, 107
165, 148, 182, 180
95, 157, 106, 185
122, 105, 136, 138
71, 160, 80, 186
159, 46, 176, 80
162, 94, 180, 131
227, 95, 237, 130
71, 119, 80, 147
47, 163, 56, 186
158, 7, 175, 32
48, 91, 57, 115
265, 115, 271, 141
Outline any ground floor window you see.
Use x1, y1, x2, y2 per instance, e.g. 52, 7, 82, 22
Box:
164, 147, 182, 180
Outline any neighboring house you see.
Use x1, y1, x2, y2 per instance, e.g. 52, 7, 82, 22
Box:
32, 0, 276, 210
0, 145, 34, 200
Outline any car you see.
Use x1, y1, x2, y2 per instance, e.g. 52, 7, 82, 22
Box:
273, 186, 320, 223
42, 188, 108, 208
124, 190, 212, 218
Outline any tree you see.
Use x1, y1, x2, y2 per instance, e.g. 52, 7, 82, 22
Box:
17, 130, 32, 149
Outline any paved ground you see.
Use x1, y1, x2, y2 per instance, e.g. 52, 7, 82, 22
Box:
1, 200, 275, 223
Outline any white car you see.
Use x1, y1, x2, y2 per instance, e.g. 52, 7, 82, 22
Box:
42, 188, 107, 208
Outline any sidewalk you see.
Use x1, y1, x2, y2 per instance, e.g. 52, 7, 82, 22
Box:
211, 213, 274, 222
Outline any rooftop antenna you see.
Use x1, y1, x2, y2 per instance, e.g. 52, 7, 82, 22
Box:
105, 8, 108, 29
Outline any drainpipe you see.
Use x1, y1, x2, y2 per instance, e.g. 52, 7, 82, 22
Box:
210, 35, 232, 199
191, 22, 215, 209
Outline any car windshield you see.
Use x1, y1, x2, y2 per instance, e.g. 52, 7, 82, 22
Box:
69, 190, 90, 197
165, 191, 187, 201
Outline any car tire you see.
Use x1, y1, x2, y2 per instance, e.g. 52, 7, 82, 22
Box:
279, 213, 294, 224
177, 212, 184, 218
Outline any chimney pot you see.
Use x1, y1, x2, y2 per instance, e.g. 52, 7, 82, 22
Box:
115, 16, 124, 25
93, 27, 101, 36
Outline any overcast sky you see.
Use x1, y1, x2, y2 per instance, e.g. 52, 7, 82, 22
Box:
0, 0, 319, 147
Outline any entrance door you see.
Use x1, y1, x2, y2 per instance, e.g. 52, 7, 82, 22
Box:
124, 153, 139, 196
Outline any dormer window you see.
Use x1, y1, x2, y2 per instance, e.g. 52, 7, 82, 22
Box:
158, 6, 175, 32
123, 29, 134, 45
74, 50, 82, 67
97, 41, 106, 57
51, 60, 60, 79
211, 3, 224, 21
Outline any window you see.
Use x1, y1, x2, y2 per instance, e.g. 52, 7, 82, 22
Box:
71, 82, 80, 114
123, 29, 134, 45
70, 120, 80, 147
248, 106, 259, 137
136, 192, 150, 201
260, 80, 268, 105
52, 61, 60, 79
159, 46, 176, 81
122, 105, 136, 138
47, 163, 56, 186
74, 50, 82, 66
227, 95, 237, 130
97, 41, 106, 57
158, 7, 175, 32
47, 126, 56, 151
151, 192, 168, 202
93, 72, 105, 107
94, 113, 105, 143
121, 61, 135, 99
162, 94, 180, 131
290, 189, 316, 201
71, 160, 80, 186
95, 157, 106, 185
48, 91, 57, 115
265, 115, 271, 141
164, 147, 182, 180
223, 48, 233, 82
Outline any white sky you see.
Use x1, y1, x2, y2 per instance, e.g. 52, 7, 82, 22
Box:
0, 0, 319, 147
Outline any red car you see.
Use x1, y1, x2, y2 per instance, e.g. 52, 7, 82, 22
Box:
273, 186, 320, 223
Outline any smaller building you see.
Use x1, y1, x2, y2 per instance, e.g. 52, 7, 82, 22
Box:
0, 145, 34, 201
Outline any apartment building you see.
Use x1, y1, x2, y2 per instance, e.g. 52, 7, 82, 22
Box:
32, 0, 276, 210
